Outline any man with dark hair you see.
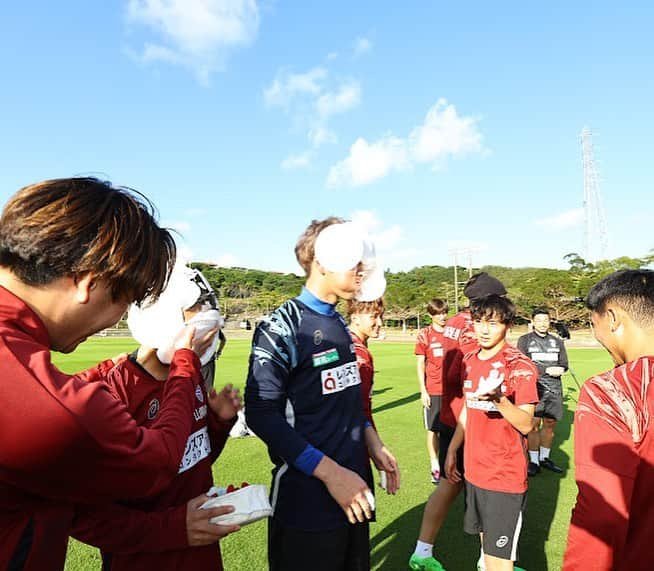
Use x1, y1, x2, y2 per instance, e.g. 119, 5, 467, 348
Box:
446, 295, 537, 571
0, 177, 208, 570
563, 269, 654, 570
517, 308, 569, 476
246, 219, 393, 571
410, 273, 508, 571
415, 298, 448, 484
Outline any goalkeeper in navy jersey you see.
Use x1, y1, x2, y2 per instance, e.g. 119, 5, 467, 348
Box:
245, 218, 395, 571
517, 308, 569, 476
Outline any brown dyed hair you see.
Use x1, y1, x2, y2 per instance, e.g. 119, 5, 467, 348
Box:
294, 216, 345, 275
346, 298, 385, 318
0, 177, 176, 303
427, 298, 448, 315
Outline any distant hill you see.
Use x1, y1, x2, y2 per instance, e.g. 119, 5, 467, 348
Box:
191, 252, 653, 327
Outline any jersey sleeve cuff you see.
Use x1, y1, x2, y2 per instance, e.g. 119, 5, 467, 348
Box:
294, 444, 324, 476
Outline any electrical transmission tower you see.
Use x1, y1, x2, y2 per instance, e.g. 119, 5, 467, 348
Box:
580, 127, 608, 262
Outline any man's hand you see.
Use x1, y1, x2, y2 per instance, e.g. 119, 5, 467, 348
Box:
421, 390, 431, 408
445, 447, 461, 483
314, 457, 373, 524
173, 325, 217, 358
208, 384, 242, 421
370, 445, 400, 494
186, 494, 240, 546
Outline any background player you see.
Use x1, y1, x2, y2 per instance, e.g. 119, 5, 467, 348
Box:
409, 273, 507, 571
415, 298, 448, 483
445, 295, 537, 571
563, 270, 654, 570
517, 308, 569, 476
348, 297, 400, 495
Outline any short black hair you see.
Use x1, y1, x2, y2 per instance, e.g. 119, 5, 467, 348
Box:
427, 298, 448, 315
471, 294, 515, 325
532, 308, 550, 319
586, 269, 654, 327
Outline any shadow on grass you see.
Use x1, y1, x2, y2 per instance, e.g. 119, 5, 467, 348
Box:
372, 387, 393, 396
520, 404, 573, 570
371, 493, 479, 571
373, 393, 420, 415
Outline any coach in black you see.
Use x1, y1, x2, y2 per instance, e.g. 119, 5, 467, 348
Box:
517, 308, 569, 476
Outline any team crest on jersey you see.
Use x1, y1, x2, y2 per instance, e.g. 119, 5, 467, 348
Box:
147, 398, 160, 420
321, 362, 361, 395
195, 386, 204, 402
313, 329, 323, 345
550, 339, 556, 347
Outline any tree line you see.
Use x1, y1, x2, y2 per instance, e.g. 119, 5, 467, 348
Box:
191, 251, 653, 328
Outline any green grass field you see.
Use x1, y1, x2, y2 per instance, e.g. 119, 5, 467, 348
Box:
55, 338, 612, 571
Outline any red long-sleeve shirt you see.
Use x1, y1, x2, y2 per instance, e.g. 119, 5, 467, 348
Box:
0, 286, 200, 571
71, 357, 234, 570
563, 357, 654, 571
350, 331, 376, 430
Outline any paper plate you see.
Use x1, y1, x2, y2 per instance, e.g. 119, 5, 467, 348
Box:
201, 485, 272, 526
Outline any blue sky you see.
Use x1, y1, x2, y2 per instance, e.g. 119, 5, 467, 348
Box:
1, 1, 652, 274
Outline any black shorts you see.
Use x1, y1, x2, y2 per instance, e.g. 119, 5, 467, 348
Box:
268, 518, 370, 571
534, 380, 563, 421
438, 423, 464, 479
464, 482, 527, 561
423, 395, 442, 431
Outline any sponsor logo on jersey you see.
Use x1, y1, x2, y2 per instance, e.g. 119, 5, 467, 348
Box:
195, 386, 204, 402
312, 348, 340, 368
350, 343, 356, 354
178, 426, 211, 473
496, 535, 509, 548
313, 329, 323, 345
147, 398, 160, 420
464, 380, 473, 389
443, 325, 461, 340
321, 362, 361, 395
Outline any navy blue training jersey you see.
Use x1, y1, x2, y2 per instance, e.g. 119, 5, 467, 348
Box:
245, 289, 369, 531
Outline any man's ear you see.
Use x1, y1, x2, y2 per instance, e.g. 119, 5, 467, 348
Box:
73, 273, 97, 304
606, 305, 626, 334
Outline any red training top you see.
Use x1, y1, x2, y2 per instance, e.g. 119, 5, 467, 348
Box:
462, 344, 538, 494
72, 357, 234, 571
440, 310, 478, 427
414, 326, 446, 396
563, 357, 654, 571
0, 286, 200, 571
350, 331, 375, 429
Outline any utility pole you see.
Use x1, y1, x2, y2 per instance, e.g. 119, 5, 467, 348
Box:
449, 246, 481, 312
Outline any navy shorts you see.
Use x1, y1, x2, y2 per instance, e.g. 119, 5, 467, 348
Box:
423, 395, 442, 431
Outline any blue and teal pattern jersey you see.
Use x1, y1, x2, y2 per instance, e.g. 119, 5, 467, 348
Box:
245, 288, 369, 531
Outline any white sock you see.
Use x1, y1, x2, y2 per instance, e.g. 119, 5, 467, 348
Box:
529, 450, 539, 464
414, 540, 433, 559
430, 458, 440, 472
540, 446, 551, 461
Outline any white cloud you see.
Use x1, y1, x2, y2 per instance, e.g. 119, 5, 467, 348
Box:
263, 67, 327, 108
316, 81, 361, 118
353, 36, 372, 57
281, 152, 312, 170
126, 0, 259, 83
409, 99, 483, 163
308, 126, 337, 147
535, 208, 584, 231
327, 136, 409, 188
327, 98, 484, 188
